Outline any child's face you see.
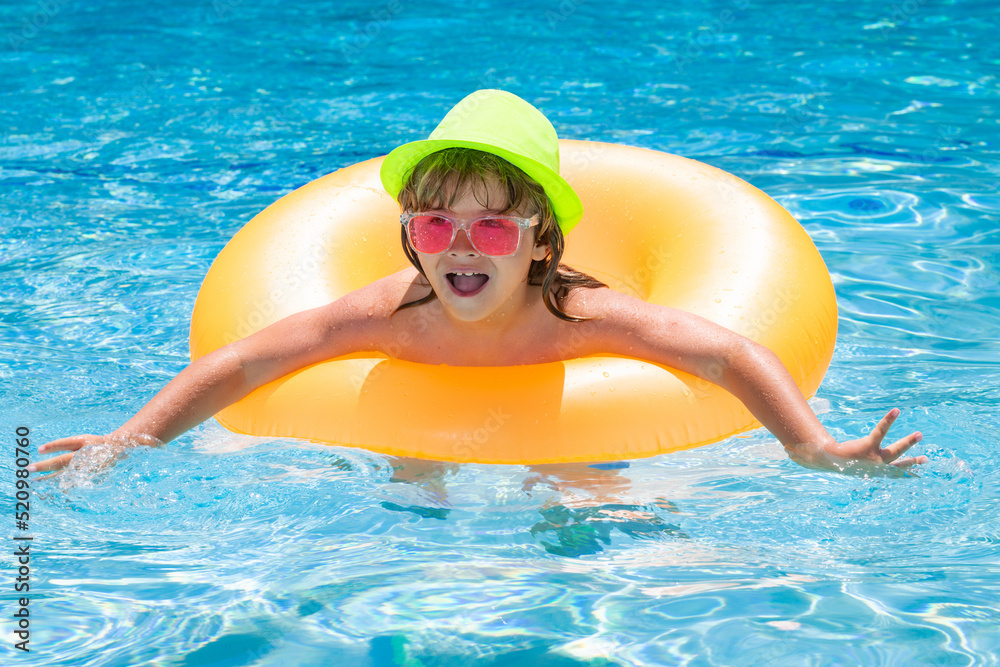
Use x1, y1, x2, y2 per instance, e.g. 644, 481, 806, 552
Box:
414, 175, 549, 325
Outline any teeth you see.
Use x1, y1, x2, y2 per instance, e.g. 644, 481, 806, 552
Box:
452, 271, 482, 276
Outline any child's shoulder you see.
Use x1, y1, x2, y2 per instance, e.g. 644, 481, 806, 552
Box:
559, 281, 647, 321
333, 267, 429, 317
557, 282, 711, 348
306, 268, 426, 339
303, 268, 430, 355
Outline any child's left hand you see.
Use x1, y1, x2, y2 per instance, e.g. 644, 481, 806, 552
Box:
820, 408, 927, 472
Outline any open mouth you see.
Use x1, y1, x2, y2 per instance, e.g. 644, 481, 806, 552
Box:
446, 271, 489, 296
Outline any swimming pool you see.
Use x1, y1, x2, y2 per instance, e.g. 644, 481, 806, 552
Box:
3, 0, 998, 665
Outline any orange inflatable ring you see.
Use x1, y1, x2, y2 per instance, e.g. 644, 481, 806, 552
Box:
189, 141, 837, 464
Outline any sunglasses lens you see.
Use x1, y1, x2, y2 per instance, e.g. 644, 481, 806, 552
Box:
408, 215, 523, 256
409, 215, 454, 254
470, 218, 521, 256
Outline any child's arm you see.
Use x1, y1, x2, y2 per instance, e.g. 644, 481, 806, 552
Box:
703, 336, 925, 471
29, 297, 377, 474
576, 291, 926, 472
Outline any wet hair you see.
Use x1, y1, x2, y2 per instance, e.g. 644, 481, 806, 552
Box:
394, 148, 606, 322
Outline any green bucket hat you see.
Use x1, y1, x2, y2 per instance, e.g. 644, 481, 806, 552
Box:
380, 89, 583, 234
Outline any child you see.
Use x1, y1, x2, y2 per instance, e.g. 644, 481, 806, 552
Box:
30, 89, 926, 476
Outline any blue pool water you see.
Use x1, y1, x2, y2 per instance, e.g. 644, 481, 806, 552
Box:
3, 0, 999, 665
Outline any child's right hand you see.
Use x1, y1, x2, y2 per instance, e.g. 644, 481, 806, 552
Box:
28, 433, 161, 477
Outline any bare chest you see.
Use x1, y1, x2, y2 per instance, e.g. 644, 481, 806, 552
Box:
376, 300, 595, 366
